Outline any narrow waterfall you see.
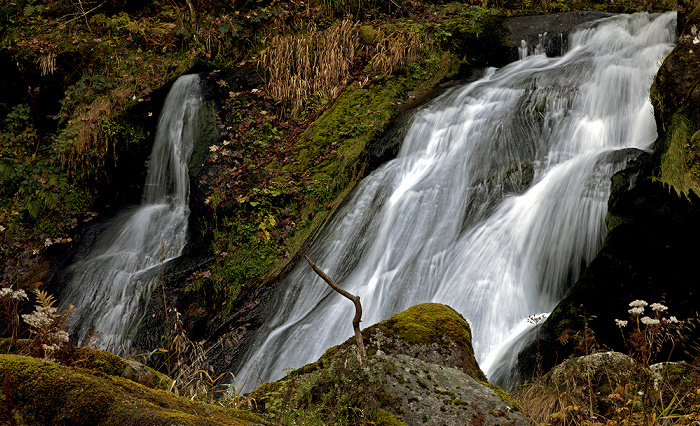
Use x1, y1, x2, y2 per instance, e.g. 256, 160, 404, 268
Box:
60, 74, 202, 353
234, 12, 677, 391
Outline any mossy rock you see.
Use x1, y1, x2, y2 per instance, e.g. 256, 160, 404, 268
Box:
1, 341, 171, 391
0, 354, 266, 425
370, 303, 487, 382
358, 25, 382, 46
293, 303, 487, 383
368, 409, 409, 426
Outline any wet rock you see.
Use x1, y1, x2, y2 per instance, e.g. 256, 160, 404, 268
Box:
506, 11, 613, 59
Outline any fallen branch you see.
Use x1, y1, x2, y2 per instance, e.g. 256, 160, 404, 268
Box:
305, 255, 366, 362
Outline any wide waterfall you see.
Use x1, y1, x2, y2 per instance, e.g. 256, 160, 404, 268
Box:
234, 12, 676, 391
59, 74, 202, 353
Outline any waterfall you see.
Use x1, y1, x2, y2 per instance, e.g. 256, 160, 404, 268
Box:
234, 12, 676, 391
60, 74, 202, 353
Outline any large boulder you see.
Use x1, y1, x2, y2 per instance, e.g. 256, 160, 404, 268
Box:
0, 354, 265, 425
249, 303, 529, 425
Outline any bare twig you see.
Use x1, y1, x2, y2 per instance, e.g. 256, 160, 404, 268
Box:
305, 255, 366, 362
184, 0, 197, 22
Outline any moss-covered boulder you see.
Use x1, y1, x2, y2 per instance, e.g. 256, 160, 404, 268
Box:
293, 303, 487, 382
0, 354, 266, 425
248, 303, 528, 425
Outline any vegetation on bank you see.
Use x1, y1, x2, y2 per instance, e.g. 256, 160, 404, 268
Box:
0, 0, 688, 318
515, 300, 700, 425
2, 0, 700, 424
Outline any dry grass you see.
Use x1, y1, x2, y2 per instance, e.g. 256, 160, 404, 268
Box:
367, 28, 422, 76
260, 19, 358, 117
516, 376, 586, 425
160, 308, 254, 408
260, 20, 425, 117
58, 84, 132, 169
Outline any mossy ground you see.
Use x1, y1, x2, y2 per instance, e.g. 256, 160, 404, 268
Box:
0, 354, 268, 426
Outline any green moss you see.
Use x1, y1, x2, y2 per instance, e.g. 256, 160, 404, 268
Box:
548, 300, 583, 337
369, 409, 408, 426
358, 25, 382, 45
375, 303, 487, 382
0, 354, 264, 425
655, 110, 700, 198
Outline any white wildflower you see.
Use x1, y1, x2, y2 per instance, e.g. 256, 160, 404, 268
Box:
629, 300, 648, 308
615, 319, 628, 328
42, 343, 59, 353
641, 316, 660, 326
650, 302, 667, 312
50, 330, 70, 343
628, 307, 644, 315
22, 306, 57, 329
0, 288, 28, 300
44, 238, 53, 247
668, 316, 679, 324
12, 289, 28, 300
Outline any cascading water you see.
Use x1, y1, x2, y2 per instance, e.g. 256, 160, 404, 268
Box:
60, 74, 202, 353
234, 12, 676, 392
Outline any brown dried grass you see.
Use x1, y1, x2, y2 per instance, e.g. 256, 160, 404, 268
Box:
58, 84, 132, 169
260, 18, 358, 117
367, 28, 422, 76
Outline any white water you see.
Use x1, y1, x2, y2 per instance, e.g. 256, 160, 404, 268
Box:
60, 74, 202, 353
233, 12, 676, 391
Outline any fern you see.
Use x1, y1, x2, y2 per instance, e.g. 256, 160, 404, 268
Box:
34, 288, 57, 309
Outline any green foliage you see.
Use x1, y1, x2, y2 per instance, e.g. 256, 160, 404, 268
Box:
0, 103, 38, 160
655, 109, 700, 198
250, 349, 391, 425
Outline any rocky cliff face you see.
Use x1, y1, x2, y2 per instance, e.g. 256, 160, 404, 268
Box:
517, 4, 700, 382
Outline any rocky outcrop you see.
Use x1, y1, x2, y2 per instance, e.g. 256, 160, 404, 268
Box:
506, 11, 612, 59
517, 5, 700, 382
249, 303, 529, 425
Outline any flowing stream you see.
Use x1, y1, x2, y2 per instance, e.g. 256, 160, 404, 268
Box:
234, 12, 676, 392
60, 74, 202, 353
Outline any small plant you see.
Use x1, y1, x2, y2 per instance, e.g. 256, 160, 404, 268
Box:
21, 289, 74, 359
0, 284, 29, 345
614, 300, 691, 368
517, 300, 700, 425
